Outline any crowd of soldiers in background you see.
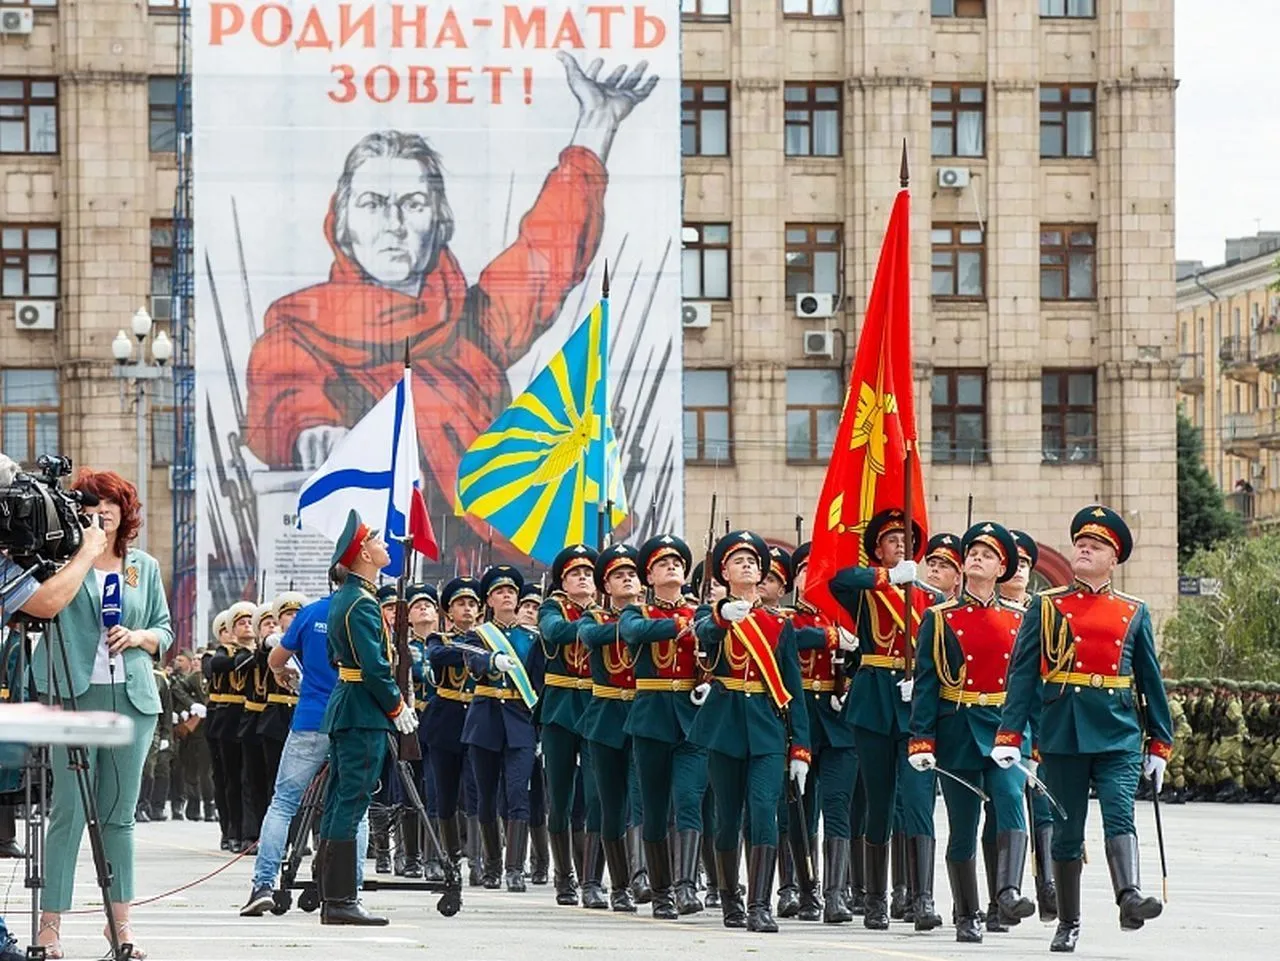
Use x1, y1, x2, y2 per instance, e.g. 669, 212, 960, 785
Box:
133, 651, 216, 823
1161, 679, 1280, 804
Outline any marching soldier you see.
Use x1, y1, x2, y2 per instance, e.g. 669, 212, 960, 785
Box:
317, 510, 419, 925
829, 508, 942, 931
518, 583, 543, 628
536, 545, 600, 907
209, 602, 256, 852
691, 530, 811, 934
406, 583, 441, 881
907, 522, 1034, 944
579, 544, 647, 914
462, 565, 545, 892
922, 533, 963, 601
369, 585, 406, 876
620, 534, 707, 917
994, 506, 1172, 953
238, 603, 275, 845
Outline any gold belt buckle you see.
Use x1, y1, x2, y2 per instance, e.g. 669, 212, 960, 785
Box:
976, 692, 989, 706
1089, 673, 1104, 689
671, 679, 682, 691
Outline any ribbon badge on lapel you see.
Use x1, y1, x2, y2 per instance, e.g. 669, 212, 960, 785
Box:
125, 566, 140, 589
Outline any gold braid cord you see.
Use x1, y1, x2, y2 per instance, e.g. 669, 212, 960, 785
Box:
1041, 594, 1075, 693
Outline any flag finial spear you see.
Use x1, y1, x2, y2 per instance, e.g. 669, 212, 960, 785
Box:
602, 260, 610, 300
403, 337, 411, 369
899, 139, 909, 189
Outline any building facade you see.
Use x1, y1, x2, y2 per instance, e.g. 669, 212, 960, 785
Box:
1, 0, 1178, 633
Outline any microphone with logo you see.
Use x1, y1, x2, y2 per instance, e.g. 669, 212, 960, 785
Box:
102, 570, 122, 675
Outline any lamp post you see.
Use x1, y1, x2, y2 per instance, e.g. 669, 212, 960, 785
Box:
110, 307, 172, 551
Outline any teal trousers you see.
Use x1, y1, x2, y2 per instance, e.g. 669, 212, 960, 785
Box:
320, 729, 386, 841
632, 734, 708, 842
939, 762, 1026, 861
1041, 751, 1141, 861
708, 751, 783, 850
852, 727, 936, 843
45, 684, 157, 911
542, 723, 600, 835
589, 736, 633, 841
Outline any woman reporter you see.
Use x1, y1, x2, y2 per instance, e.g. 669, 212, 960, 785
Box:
33, 469, 171, 960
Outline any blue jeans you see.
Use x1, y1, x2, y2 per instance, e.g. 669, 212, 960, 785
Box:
251, 729, 368, 889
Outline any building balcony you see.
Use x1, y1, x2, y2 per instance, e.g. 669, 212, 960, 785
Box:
1223, 410, 1261, 456
1177, 352, 1205, 394
1258, 408, 1280, 449
1220, 334, 1260, 382
1254, 324, 1280, 373
1226, 488, 1258, 527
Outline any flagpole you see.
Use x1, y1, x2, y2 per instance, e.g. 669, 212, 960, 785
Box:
897, 141, 918, 676
596, 262, 610, 549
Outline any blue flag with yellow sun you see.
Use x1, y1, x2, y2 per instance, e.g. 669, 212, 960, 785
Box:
454, 300, 628, 564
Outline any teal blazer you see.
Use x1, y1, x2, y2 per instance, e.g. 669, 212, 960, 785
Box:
33, 549, 172, 716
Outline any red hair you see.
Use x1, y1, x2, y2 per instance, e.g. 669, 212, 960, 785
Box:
72, 468, 142, 557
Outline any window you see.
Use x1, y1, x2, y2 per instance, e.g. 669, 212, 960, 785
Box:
1040, 85, 1095, 158
931, 369, 987, 464
931, 224, 985, 299
683, 369, 732, 464
1040, 0, 1094, 17
0, 369, 59, 468
1040, 224, 1096, 300
932, 0, 985, 16
682, 83, 729, 157
1041, 370, 1097, 464
785, 225, 841, 297
786, 369, 841, 463
931, 84, 985, 158
151, 375, 175, 466
783, 0, 841, 17
681, 0, 729, 19
784, 83, 841, 158
682, 224, 730, 300
0, 78, 57, 155
149, 77, 178, 152
1, 225, 58, 298
151, 220, 174, 322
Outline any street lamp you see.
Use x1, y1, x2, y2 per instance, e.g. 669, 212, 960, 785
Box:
109, 307, 172, 551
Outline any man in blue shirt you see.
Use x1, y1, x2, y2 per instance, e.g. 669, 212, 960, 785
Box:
240, 591, 370, 916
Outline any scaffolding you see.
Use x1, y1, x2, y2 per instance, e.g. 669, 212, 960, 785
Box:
169, 3, 196, 651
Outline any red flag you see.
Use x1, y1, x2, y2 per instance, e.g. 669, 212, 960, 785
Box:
804, 187, 928, 629
409, 486, 440, 561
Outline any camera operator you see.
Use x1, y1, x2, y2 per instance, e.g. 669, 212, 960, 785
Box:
29, 469, 171, 961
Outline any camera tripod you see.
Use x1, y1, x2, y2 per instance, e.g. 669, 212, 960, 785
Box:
8, 614, 134, 961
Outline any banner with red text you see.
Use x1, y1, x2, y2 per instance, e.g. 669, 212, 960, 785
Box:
193, 1, 683, 632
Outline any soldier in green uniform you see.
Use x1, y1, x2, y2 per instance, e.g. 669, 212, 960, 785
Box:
1164, 680, 1191, 803
317, 510, 419, 926
691, 531, 811, 934
1210, 679, 1248, 802
138, 659, 175, 822
406, 583, 442, 881
536, 545, 600, 906
994, 506, 1172, 953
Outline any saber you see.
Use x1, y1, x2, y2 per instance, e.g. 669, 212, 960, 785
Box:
933, 765, 990, 803
1016, 761, 1067, 820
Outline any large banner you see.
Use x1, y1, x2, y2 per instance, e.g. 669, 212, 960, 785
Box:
193, 1, 683, 631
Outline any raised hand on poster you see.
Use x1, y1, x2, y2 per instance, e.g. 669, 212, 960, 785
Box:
297, 425, 350, 470
559, 51, 659, 163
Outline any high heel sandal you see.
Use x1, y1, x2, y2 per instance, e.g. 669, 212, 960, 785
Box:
37, 917, 63, 960
106, 921, 148, 960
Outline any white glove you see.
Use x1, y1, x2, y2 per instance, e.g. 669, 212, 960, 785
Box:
492, 653, 515, 674
180, 710, 190, 722
789, 759, 809, 796
171, 712, 179, 725
888, 559, 918, 586
159, 739, 170, 752
411, 646, 424, 663
392, 703, 420, 735
191, 702, 207, 718
991, 745, 1021, 769
264, 632, 282, 650
720, 599, 753, 623
837, 627, 858, 652
908, 751, 936, 772
829, 693, 847, 713
1025, 758, 1039, 778
897, 678, 914, 702
535, 741, 543, 758
690, 682, 711, 706
1142, 754, 1167, 794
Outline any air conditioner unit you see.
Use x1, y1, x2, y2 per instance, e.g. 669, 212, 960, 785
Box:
795, 292, 835, 319
803, 330, 835, 358
681, 301, 712, 329
938, 166, 971, 189
14, 300, 55, 331
0, 9, 34, 34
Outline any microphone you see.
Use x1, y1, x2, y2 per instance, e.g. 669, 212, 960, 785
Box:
102, 571, 122, 630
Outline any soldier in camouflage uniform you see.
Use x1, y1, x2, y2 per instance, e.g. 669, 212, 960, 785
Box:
1185, 682, 1213, 800
1161, 680, 1191, 804
1209, 680, 1248, 802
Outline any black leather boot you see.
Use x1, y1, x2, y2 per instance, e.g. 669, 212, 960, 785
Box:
1034, 824, 1058, 922
626, 826, 652, 904
645, 838, 678, 920
702, 832, 720, 908
571, 828, 586, 883
530, 822, 550, 885
580, 832, 609, 909
890, 833, 909, 921
996, 830, 1035, 925
746, 845, 779, 933
465, 814, 483, 887
1105, 834, 1162, 931
550, 831, 579, 905
504, 819, 529, 892
436, 815, 463, 915
982, 837, 1008, 932
1050, 859, 1082, 952
603, 836, 637, 912
822, 836, 852, 923
849, 835, 866, 915
423, 818, 446, 883
369, 804, 393, 875
674, 829, 704, 915
400, 807, 424, 879
863, 841, 890, 930
909, 835, 942, 931
716, 848, 746, 928
947, 859, 984, 944
321, 839, 388, 926
793, 831, 822, 921
392, 807, 407, 876
479, 820, 503, 889
775, 832, 800, 918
